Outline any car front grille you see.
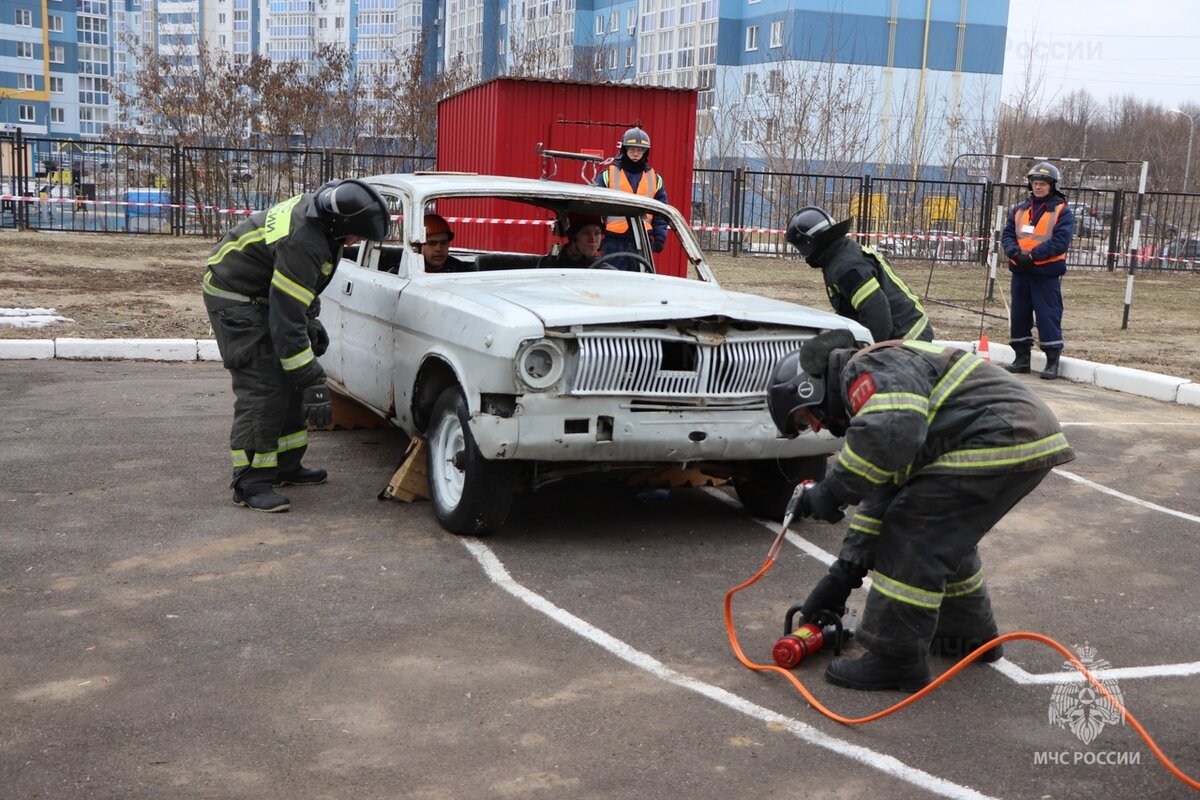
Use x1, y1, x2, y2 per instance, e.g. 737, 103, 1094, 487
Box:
570, 333, 807, 398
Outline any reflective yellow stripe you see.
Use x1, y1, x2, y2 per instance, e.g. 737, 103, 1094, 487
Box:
945, 569, 985, 598
902, 340, 945, 355
849, 277, 881, 309
837, 444, 895, 485
280, 346, 314, 372
927, 351, 983, 420
203, 270, 264, 303
271, 269, 315, 306
858, 391, 929, 416
871, 571, 943, 609
230, 449, 250, 468
208, 226, 266, 266
277, 429, 309, 453
927, 433, 1073, 470
903, 314, 930, 341
251, 450, 278, 468
848, 512, 882, 536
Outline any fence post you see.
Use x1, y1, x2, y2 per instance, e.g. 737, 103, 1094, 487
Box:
1106, 189, 1124, 271
858, 174, 872, 243
15, 128, 30, 230
321, 149, 334, 185
171, 143, 183, 236
731, 167, 745, 257
977, 179, 993, 266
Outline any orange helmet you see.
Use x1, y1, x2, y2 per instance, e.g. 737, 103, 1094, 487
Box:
424, 213, 454, 241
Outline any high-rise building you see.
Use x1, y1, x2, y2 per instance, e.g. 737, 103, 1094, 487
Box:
1, 0, 1008, 174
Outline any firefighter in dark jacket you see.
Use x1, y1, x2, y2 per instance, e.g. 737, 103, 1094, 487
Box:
1002, 162, 1075, 380
786, 206, 933, 343
595, 127, 669, 269
203, 179, 390, 512
767, 329, 1075, 691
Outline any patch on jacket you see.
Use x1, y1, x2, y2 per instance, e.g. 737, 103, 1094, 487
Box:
848, 372, 876, 414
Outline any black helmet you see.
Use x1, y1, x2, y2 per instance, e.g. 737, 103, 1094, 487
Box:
786, 205, 853, 260
621, 127, 651, 150
768, 350, 828, 437
312, 179, 391, 241
1026, 162, 1060, 189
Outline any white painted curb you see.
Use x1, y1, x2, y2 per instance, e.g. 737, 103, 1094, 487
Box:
1, 337, 1195, 408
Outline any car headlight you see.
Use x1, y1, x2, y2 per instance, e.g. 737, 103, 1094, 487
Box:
515, 338, 565, 391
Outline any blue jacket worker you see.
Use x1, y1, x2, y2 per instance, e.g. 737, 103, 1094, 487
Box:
1001, 162, 1075, 380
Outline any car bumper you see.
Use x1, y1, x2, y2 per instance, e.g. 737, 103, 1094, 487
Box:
467, 394, 838, 462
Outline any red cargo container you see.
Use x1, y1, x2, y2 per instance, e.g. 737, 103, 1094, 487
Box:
436, 77, 697, 276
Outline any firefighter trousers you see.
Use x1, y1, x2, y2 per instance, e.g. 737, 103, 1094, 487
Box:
856, 467, 1054, 662
205, 298, 308, 494
1010, 273, 1064, 351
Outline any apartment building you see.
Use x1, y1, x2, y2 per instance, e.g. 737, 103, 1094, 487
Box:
1, 0, 1007, 174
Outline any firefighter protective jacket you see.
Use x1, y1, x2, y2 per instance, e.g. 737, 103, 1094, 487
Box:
823, 340, 1075, 508
203, 193, 340, 390
808, 237, 933, 343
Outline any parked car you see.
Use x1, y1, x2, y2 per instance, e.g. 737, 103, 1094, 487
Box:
317, 172, 872, 534
1067, 203, 1103, 238
229, 158, 254, 183
1159, 237, 1200, 269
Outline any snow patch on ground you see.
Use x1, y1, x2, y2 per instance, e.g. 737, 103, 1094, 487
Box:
0, 307, 75, 329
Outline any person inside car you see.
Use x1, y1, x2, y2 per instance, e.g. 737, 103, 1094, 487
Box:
552, 214, 604, 267
422, 213, 470, 273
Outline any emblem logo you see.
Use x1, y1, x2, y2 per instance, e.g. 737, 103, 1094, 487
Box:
795, 380, 815, 400
1048, 642, 1125, 745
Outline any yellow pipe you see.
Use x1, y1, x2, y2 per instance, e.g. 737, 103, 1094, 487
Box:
911, 0, 932, 180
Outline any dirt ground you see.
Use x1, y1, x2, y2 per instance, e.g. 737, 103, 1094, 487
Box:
2, 229, 1198, 381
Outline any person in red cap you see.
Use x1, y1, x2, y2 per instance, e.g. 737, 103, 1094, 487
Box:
422, 213, 470, 273
553, 214, 604, 267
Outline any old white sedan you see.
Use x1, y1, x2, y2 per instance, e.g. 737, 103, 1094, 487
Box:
319, 173, 870, 534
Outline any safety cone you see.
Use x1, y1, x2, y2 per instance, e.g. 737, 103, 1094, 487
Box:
977, 334, 991, 362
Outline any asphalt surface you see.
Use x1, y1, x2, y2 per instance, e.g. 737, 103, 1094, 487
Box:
2, 360, 1198, 800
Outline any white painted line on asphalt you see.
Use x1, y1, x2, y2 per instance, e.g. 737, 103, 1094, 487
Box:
460, 537, 996, 800
992, 658, 1200, 685
1053, 468, 1200, 525
1060, 422, 1200, 426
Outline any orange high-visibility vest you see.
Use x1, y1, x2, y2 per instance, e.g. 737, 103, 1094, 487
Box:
604, 165, 658, 234
1014, 204, 1066, 265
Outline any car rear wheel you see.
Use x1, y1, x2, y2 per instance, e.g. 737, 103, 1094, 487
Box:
426, 387, 517, 535
733, 455, 828, 521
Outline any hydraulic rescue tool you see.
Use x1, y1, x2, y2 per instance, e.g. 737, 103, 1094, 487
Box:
771, 606, 851, 669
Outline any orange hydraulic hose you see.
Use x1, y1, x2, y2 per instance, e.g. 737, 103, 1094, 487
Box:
725, 549, 1200, 792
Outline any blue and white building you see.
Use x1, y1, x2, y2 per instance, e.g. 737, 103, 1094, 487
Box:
1, 0, 1008, 174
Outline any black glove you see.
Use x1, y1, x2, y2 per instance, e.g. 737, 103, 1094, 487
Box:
308, 318, 330, 357
797, 481, 846, 523
651, 236, 666, 254
302, 384, 333, 428
1012, 252, 1035, 272
800, 560, 868, 620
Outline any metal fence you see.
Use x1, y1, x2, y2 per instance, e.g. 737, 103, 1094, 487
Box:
3, 132, 1198, 272
0, 131, 435, 238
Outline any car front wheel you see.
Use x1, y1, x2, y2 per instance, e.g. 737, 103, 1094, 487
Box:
426, 387, 517, 535
733, 455, 828, 521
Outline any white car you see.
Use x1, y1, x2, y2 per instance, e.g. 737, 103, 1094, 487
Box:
319, 173, 871, 534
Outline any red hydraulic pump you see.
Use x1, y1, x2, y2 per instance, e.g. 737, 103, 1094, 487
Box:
771, 606, 851, 669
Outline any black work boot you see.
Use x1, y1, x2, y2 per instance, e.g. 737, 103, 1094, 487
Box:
929, 635, 1004, 663
1005, 343, 1032, 374
275, 465, 328, 486
825, 650, 931, 692
233, 486, 291, 512
1040, 349, 1061, 380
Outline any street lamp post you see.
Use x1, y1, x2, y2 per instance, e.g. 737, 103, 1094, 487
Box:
1169, 109, 1195, 193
